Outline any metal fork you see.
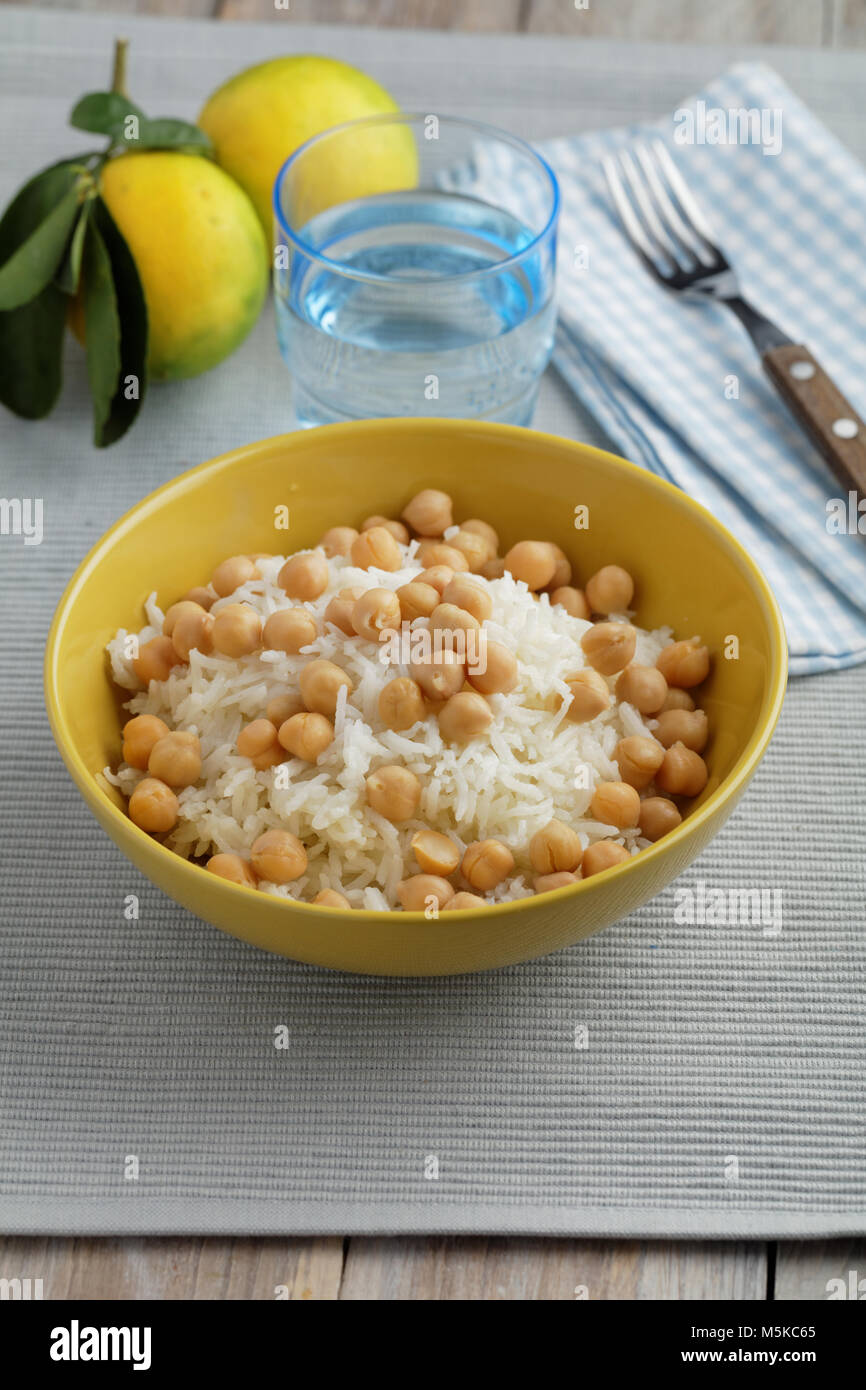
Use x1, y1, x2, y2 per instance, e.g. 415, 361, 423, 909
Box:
603, 139, 866, 498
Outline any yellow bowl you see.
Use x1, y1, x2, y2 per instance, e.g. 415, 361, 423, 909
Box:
45, 420, 787, 976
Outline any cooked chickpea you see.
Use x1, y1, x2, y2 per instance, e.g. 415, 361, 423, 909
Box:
438, 691, 493, 743
529, 818, 583, 875
448, 528, 491, 572
442, 575, 492, 623
638, 796, 682, 842
278, 550, 329, 601
163, 599, 205, 637
656, 638, 710, 688
265, 693, 304, 726
429, 602, 480, 637
462, 838, 515, 891
503, 540, 557, 591
418, 565, 455, 595
561, 668, 611, 723
361, 515, 410, 545
128, 777, 178, 833
582, 841, 630, 876
122, 714, 170, 770
378, 677, 426, 731
467, 639, 518, 696
615, 663, 668, 715
212, 555, 258, 598
182, 586, 214, 611
615, 735, 665, 790
590, 780, 641, 829
237, 719, 279, 759
299, 659, 353, 718
654, 708, 708, 753
547, 545, 572, 589
314, 889, 352, 909
263, 607, 317, 654
415, 541, 470, 572
442, 891, 488, 911
251, 743, 285, 772
250, 828, 307, 883
147, 730, 201, 788
659, 686, 695, 712
396, 581, 440, 622
656, 742, 709, 798
365, 765, 422, 822
319, 526, 358, 558
551, 585, 590, 620
479, 556, 506, 581
409, 648, 465, 701
401, 488, 453, 537
211, 603, 262, 657
581, 622, 636, 675
172, 607, 214, 661
207, 853, 257, 888
350, 526, 403, 572
461, 518, 499, 555
534, 871, 580, 894
133, 635, 178, 685
585, 565, 635, 614
411, 829, 460, 876
351, 587, 401, 642
323, 587, 364, 636
277, 711, 333, 763
397, 875, 455, 911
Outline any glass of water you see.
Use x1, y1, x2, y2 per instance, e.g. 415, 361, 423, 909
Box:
273, 113, 560, 428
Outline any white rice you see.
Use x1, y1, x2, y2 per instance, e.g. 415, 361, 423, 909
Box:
104, 544, 673, 909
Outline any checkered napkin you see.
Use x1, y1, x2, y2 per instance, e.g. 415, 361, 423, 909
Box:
486, 63, 866, 675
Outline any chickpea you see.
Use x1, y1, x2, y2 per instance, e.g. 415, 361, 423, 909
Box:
237, 718, 279, 759
314, 889, 352, 909
278, 550, 329, 602
429, 602, 480, 637
461, 518, 499, 555
265, 693, 304, 726
467, 639, 518, 696
207, 853, 257, 888
615, 735, 665, 790
503, 540, 557, 591
561, 668, 610, 723
659, 686, 695, 713
351, 587, 401, 642
172, 607, 214, 661
409, 648, 465, 701
362, 515, 410, 546
211, 603, 262, 658
212, 555, 258, 598
365, 765, 421, 822
529, 818, 583, 875
128, 777, 178, 833
250, 828, 307, 883
654, 708, 708, 753
462, 838, 515, 891
182, 586, 214, 611
547, 545, 572, 589
299, 659, 353, 718
585, 565, 635, 614
438, 691, 492, 743
122, 714, 170, 770
147, 730, 201, 788
656, 742, 709, 798
378, 677, 426, 732
582, 841, 630, 877
442, 891, 488, 911
319, 525, 359, 558
251, 744, 285, 772
263, 607, 317, 654
350, 526, 403, 572
448, 528, 491, 572
479, 556, 506, 581
534, 871, 580, 894
401, 488, 453, 537
397, 875, 455, 911
590, 780, 641, 829
581, 622, 636, 675
415, 541, 470, 572
638, 796, 682, 842
551, 586, 590, 620
411, 829, 460, 877
163, 599, 205, 637
656, 638, 710, 689
442, 575, 492, 623
278, 711, 333, 763
133, 635, 178, 685
615, 663, 668, 715
323, 587, 364, 636
396, 581, 439, 622
418, 565, 454, 595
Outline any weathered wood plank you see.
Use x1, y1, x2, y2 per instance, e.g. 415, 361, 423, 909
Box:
524, 0, 825, 44
217, 0, 524, 29
828, 0, 866, 44
775, 1240, 866, 1301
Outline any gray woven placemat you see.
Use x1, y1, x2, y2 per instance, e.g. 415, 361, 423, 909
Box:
1, 7, 865, 1239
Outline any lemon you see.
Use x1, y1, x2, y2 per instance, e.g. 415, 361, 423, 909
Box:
198, 55, 417, 236
96, 151, 267, 381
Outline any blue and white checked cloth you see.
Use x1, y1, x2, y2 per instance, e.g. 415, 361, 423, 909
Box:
468, 64, 866, 676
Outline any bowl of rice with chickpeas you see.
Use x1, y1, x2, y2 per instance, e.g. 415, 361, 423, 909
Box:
45, 420, 787, 976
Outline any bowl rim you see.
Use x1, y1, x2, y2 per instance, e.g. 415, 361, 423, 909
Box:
44, 418, 789, 926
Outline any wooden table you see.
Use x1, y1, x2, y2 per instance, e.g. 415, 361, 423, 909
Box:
2, 0, 864, 1300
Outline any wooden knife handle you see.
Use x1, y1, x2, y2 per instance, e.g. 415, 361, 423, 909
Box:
763, 343, 866, 498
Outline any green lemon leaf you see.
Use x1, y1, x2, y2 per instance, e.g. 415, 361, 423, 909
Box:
0, 285, 67, 419
55, 203, 90, 294
70, 91, 146, 141
136, 117, 214, 156
0, 185, 83, 310
81, 216, 121, 446
0, 157, 89, 255
89, 197, 148, 446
